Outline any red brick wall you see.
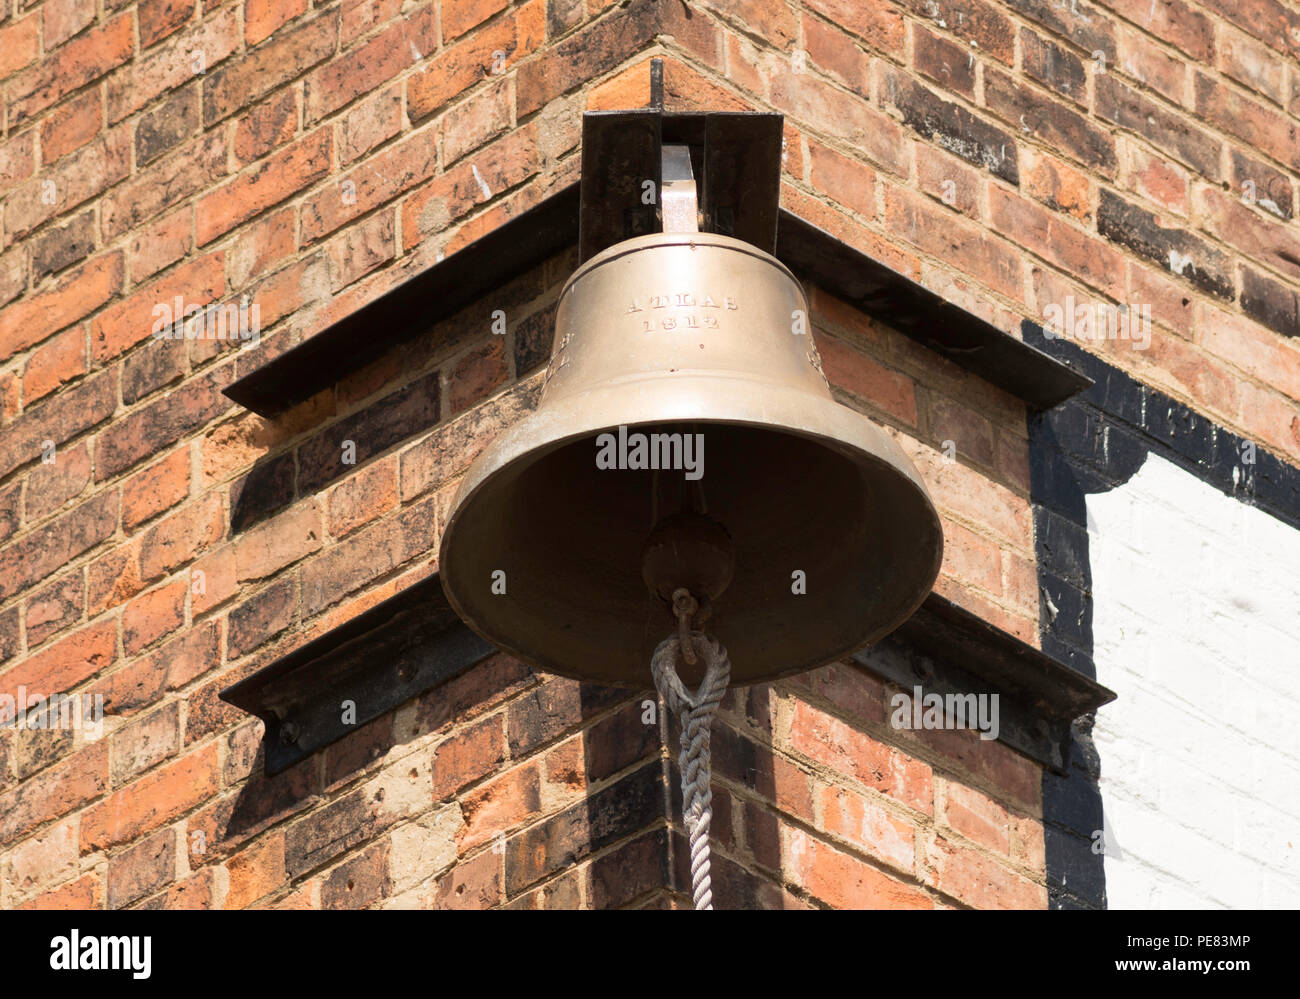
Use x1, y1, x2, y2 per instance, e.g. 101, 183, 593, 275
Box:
1, 0, 1295, 908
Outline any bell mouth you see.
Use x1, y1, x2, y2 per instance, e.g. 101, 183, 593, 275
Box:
438, 373, 943, 689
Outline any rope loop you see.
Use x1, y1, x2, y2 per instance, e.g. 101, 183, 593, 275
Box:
651, 629, 731, 910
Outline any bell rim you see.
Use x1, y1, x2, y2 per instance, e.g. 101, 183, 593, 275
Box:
438, 374, 945, 688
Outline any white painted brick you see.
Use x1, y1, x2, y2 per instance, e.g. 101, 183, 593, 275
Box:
1089, 453, 1300, 909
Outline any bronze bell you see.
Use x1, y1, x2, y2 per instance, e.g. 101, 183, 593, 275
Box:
439, 138, 942, 689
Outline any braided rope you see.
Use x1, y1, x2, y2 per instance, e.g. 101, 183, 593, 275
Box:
651, 628, 731, 910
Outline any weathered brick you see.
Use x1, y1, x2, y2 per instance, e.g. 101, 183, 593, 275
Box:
327, 457, 398, 537
108, 827, 178, 908
802, 16, 870, 98
0, 15, 40, 82
107, 8, 241, 122
1020, 146, 1091, 223
136, 84, 201, 166
988, 185, 1123, 299
1020, 27, 1086, 104
984, 67, 1114, 172
397, 126, 539, 247
92, 252, 226, 363
40, 88, 102, 166
92, 621, 217, 717
17, 873, 102, 910
1003, 0, 1116, 62
925, 2, 1001, 56
443, 79, 513, 165
816, 329, 918, 425
224, 832, 286, 908
232, 86, 299, 167
514, 0, 649, 117
0, 741, 108, 846
1230, 148, 1294, 221
1217, 24, 1286, 105
29, 211, 97, 284
140, 0, 195, 49
887, 185, 1025, 302
95, 366, 236, 480
0, 619, 115, 717
805, 0, 902, 52
299, 372, 442, 495
1115, 23, 1187, 105
110, 702, 182, 786
504, 761, 661, 896
913, 23, 975, 98
299, 495, 437, 614
1100, 74, 1230, 180
283, 759, 431, 877
8, 11, 134, 124
446, 339, 507, 413
791, 700, 934, 813
22, 326, 87, 403
81, 743, 221, 852
880, 69, 1017, 183
785, 826, 933, 908
122, 580, 187, 656
1124, 142, 1188, 216
923, 833, 1045, 908
302, 127, 439, 244
1097, 188, 1233, 299
0, 491, 118, 603
1195, 185, 1300, 285
140, 866, 215, 909
4, 815, 80, 901
138, 493, 224, 582
233, 500, 324, 582
101, 131, 228, 239
197, 128, 333, 245
123, 448, 192, 532
1193, 71, 1299, 172
24, 571, 84, 648
322, 838, 391, 908
820, 783, 917, 872
228, 577, 296, 657
43, 0, 97, 49
1104, 0, 1212, 61
202, 8, 339, 125
225, 207, 296, 289
305, 7, 437, 124
245, 0, 306, 46
505, 677, 623, 759
338, 84, 403, 165
0, 253, 123, 362
772, 65, 906, 176
1240, 266, 1300, 339
431, 847, 502, 908
326, 210, 396, 292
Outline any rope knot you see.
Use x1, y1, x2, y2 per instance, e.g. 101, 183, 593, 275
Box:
651, 628, 730, 910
